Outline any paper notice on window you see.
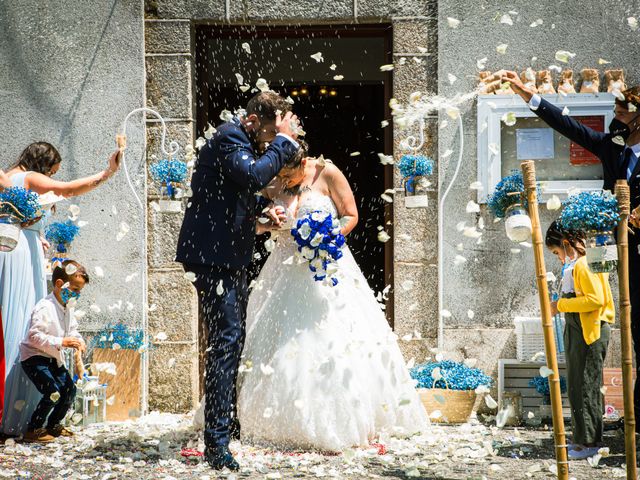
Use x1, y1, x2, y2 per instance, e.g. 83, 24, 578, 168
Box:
516, 128, 554, 160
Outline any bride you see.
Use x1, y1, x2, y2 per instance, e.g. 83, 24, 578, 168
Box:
236, 144, 428, 451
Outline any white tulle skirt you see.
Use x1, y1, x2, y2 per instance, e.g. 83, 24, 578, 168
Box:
236, 233, 429, 451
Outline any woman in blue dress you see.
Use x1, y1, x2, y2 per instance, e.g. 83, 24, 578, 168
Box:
1, 142, 120, 436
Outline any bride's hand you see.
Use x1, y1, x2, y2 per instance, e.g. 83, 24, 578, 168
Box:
107, 149, 122, 176
266, 205, 287, 228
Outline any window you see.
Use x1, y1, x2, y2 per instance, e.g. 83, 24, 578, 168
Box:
477, 93, 615, 202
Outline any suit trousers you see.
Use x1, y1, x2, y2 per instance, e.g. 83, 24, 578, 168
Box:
185, 263, 248, 449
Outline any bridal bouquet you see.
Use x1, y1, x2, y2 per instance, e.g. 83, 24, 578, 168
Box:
291, 210, 346, 286
0, 187, 42, 222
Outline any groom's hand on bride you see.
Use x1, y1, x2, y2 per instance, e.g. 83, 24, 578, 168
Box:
275, 111, 299, 140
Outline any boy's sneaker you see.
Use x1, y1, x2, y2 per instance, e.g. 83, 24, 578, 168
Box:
568, 446, 600, 460
47, 425, 74, 437
23, 428, 55, 443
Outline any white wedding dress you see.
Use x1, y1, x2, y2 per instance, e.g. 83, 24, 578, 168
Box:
236, 192, 429, 451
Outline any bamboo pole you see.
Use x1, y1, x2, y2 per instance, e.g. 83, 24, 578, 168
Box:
614, 179, 637, 479
521, 160, 569, 480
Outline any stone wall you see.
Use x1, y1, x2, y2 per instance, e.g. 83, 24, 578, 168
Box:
437, 1, 636, 379
143, 0, 439, 410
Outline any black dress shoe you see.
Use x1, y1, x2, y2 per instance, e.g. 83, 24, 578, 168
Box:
205, 445, 240, 471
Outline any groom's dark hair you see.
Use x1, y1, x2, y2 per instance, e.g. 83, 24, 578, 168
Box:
246, 92, 292, 122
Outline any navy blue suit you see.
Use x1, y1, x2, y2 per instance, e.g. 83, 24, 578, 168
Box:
532, 97, 640, 414
176, 118, 298, 449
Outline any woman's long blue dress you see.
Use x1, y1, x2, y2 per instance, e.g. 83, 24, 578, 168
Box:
0, 171, 47, 435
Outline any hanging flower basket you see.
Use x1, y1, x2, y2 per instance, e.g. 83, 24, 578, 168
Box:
488, 171, 536, 243
150, 159, 189, 213
0, 188, 42, 252
397, 155, 434, 208
559, 191, 620, 274
45, 220, 80, 267
504, 203, 533, 243
410, 360, 492, 424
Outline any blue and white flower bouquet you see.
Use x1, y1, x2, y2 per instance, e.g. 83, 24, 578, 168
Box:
291, 210, 346, 286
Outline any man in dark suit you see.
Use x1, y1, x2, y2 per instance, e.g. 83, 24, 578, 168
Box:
176, 91, 299, 469
501, 70, 640, 426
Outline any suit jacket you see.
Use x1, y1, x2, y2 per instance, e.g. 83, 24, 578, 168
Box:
532, 98, 640, 209
176, 118, 298, 268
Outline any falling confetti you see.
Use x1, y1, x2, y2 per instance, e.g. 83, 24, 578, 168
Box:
447, 17, 461, 28
496, 43, 508, 54
183, 271, 196, 282
241, 42, 251, 54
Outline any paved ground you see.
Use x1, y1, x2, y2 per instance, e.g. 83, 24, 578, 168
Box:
0, 413, 633, 479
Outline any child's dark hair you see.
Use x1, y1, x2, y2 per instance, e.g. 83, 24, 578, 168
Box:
12, 142, 62, 175
246, 91, 292, 122
52, 260, 90, 285
545, 220, 586, 256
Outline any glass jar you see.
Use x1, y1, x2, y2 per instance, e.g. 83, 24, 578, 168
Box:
0, 213, 22, 252
504, 203, 532, 243
157, 184, 182, 213
585, 230, 618, 273
403, 175, 430, 208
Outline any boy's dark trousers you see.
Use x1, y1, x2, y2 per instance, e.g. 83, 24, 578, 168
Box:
21, 355, 76, 430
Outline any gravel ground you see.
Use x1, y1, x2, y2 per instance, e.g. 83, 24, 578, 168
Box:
0, 413, 633, 480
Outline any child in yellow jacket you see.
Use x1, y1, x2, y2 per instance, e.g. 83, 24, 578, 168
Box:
546, 221, 614, 460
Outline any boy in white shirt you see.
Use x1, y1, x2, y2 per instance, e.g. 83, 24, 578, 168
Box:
19, 260, 88, 443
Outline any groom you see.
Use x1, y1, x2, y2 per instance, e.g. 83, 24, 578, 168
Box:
176, 91, 299, 470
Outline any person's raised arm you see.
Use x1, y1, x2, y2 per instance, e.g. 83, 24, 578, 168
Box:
219, 112, 299, 191
325, 164, 358, 236
25, 150, 121, 197
497, 70, 607, 155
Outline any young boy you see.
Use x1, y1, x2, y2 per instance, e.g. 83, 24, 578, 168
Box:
19, 260, 89, 442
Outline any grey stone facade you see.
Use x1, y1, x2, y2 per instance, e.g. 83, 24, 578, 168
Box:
143, 0, 439, 410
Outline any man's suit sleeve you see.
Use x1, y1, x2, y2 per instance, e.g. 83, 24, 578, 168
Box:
218, 128, 298, 191
532, 98, 608, 156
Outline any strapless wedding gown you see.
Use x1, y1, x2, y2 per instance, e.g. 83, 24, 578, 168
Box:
237, 193, 428, 451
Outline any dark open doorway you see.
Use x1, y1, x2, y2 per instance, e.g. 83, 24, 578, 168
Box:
193, 26, 394, 384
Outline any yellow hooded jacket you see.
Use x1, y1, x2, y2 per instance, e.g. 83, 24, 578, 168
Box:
557, 256, 615, 345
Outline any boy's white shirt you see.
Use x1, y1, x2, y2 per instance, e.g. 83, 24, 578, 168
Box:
19, 293, 83, 367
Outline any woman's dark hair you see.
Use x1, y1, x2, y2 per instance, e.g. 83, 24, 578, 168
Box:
13, 142, 62, 175
545, 220, 586, 256
284, 140, 309, 169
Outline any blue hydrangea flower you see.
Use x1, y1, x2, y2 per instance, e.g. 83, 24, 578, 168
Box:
528, 375, 567, 396
559, 191, 620, 232
150, 159, 188, 199
397, 155, 434, 178
91, 323, 150, 350
410, 360, 492, 391
45, 220, 80, 253
0, 187, 41, 221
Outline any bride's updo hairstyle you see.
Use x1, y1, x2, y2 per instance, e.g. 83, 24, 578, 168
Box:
284, 140, 309, 170
13, 142, 62, 175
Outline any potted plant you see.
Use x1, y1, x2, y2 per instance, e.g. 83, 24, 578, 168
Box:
529, 374, 567, 420
45, 220, 80, 268
559, 190, 620, 273
396, 154, 434, 208
410, 359, 492, 423
90, 324, 148, 420
487, 171, 534, 243
149, 158, 189, 213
